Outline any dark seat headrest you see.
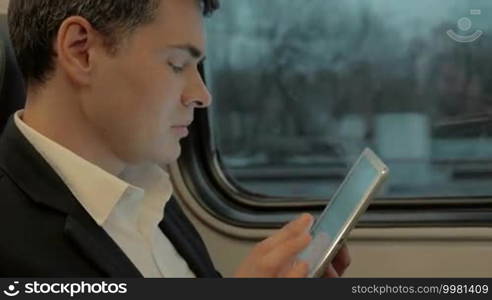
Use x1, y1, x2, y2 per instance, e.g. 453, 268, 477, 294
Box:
0, 15, 26, 134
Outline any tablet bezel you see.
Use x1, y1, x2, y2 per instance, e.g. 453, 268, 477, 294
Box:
308, 148, 389, 277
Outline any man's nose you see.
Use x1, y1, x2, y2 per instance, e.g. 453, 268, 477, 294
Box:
182, 74, 213, 108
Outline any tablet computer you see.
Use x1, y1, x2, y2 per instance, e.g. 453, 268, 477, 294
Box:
298, 148, 389, 277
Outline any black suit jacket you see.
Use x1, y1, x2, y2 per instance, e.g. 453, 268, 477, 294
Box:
0, 118, 220, 277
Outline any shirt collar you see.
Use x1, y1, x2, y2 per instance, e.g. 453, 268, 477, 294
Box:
14, 110, 143, 226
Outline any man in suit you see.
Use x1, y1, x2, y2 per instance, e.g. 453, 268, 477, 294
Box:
0, 0, 350, 277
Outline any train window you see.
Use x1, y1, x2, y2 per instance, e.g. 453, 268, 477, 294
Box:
200, 0, 492, 203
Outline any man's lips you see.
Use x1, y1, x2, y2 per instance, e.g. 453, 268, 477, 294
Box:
172, 120, 193, 127
171, 122, 192, 137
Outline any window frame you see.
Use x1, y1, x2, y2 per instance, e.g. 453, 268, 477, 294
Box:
178, 65, 492, 228
178, 1, 492, 228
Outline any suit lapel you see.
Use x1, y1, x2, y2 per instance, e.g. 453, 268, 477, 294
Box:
65, 211, 142, 277
0, 118, 142, 277
160, 198, 220, 278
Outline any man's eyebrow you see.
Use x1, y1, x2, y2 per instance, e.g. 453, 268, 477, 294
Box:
168, 44, 204, 60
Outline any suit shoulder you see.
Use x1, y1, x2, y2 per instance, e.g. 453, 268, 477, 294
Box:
0, 168, 66, 232
0, 170, 101, 276
0, 168, 11, 187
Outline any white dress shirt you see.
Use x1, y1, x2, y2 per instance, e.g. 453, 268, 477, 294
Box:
14, 110, 195, 278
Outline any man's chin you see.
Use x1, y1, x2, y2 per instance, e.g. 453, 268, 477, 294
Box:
155, 145, 181, 165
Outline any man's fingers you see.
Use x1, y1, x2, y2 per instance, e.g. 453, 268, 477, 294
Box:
284, 261, 309, 278
323, 263, 339, 278
258, 213, 314, 253
332, 244, 351, 276
261, 231, 312, 274
235, 214, 313, 278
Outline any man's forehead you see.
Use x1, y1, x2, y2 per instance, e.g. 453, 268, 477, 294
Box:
159, 0, 204, 18
152, 0, 206, 48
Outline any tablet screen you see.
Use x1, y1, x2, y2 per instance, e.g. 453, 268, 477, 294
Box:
299, 150, 386, 276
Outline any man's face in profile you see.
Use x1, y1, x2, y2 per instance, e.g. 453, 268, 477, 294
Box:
84, 0, 211, 166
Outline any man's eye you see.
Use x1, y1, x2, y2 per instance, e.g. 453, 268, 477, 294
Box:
168, 62, 184, 73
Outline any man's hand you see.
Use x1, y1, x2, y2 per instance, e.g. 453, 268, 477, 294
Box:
234, 213, 314, 278
233, 213, 352, 278
321, 243, 351, 278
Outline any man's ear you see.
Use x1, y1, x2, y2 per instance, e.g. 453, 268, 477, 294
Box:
54, 16, 101, 86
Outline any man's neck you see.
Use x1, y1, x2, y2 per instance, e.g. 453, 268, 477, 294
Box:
22, 84, 126, 176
